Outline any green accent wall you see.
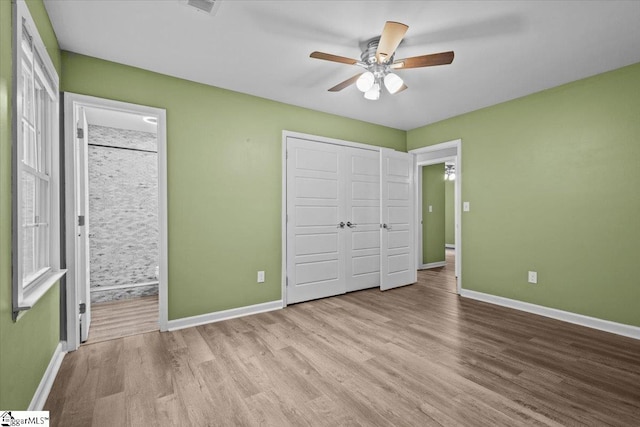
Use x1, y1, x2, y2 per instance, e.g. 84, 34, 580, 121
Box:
0, 0, 62, 410
422, 164, 445, 265
408, 62, 640, 327
445, 178, 455, 246
60, 52, 406, 320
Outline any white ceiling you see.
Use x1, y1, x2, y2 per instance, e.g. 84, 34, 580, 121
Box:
45, 1, 640, 131
84, 107, 157, 134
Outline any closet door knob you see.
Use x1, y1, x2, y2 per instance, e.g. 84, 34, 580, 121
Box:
338, 222, 345, 228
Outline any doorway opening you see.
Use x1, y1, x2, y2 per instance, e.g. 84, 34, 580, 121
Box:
411, 140, 462, 294
84, 107, 159, 343
64, 93, 168, 351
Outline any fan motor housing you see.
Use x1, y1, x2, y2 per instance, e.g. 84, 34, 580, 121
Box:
361, 37, 396, 65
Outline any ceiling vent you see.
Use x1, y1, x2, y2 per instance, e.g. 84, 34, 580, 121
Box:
183, 0, 221, 15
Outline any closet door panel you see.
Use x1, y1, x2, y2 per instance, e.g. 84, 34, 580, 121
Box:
286, 138, 346, 304
381, 149, 417, 290
345, 147, 381, 292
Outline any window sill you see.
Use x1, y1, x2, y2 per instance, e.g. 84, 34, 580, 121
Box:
14, 269, 67, 321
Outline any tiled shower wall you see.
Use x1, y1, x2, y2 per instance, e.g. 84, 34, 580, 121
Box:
88, 125, 159, 303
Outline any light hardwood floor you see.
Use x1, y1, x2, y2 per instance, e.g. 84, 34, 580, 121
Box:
46, 256, 640, 426
86, 295, 158, 344
420, 248, 457, 294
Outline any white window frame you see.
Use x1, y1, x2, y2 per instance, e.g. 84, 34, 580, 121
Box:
12, 0, 65, 320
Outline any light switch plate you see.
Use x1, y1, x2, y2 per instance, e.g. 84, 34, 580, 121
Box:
463, 202, 470, 212
429, 205, 433, 213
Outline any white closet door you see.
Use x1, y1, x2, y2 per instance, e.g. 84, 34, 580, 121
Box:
286, 138, 346, 304
344, 147, 381, 292
380, 149, 417, 290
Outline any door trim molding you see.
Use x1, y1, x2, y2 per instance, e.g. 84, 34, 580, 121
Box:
63, 93, 168, 351
283, 130, 380, 152
461, 289, 640, 340
410, 139, 462, 294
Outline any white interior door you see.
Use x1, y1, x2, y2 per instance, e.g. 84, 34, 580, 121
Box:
75, 106, 91, 342
286, 138, 346, 304
344, 147, 381, 291
380, 149, 416, 290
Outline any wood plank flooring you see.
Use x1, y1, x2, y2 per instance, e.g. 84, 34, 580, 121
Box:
86, 295, 158, 344
46, 257, 640, 426
420, 248, 457, 294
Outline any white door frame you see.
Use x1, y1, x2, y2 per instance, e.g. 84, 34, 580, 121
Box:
63, 93, 169, 351
281, 130, 381, 307
410, 139, 462, 294
75, 105, 91, 342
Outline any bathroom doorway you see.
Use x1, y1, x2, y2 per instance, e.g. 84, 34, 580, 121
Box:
64, 93, 168, 349
83, 106, 159, 343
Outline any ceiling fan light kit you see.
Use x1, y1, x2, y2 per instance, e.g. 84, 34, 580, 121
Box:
310, 21, 454, 101
384, 73, 404, 94
364, 83, 381, 100
356, 71, 375, 92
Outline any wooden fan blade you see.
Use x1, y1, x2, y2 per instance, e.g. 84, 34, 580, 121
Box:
310, 51, 359, 65
395, 84, 408, 94
328, 73, 363, 92
392, 51, 454, 69
376, 21, 408, 64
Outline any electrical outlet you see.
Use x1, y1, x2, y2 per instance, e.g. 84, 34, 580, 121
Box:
257, 271, 265, 283
429, 205, 433, 213
528, 271, 537, 284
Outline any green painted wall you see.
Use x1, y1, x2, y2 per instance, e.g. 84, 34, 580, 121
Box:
408, 62, 640, 327
445, 178, 455, 246
0, 0, 62, 410
61, 52, 406, 320
422, 164, 445, 265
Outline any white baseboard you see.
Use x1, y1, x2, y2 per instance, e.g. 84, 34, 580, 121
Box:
445, 244, 455, 249
29, 342, 65, 411
167, 300, 283, 331
419, 261, 446, 270
461, 289, 640, 340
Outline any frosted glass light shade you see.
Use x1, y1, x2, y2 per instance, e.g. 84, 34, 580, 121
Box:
356, 72, 375, 92
384, 73, 404, 94
364, 83, 380, 100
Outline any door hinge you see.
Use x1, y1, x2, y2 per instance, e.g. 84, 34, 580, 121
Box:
79, 302, 86, 314
78, 215, 85, 226
286, 277, 289, 287
76, 128, 84, 139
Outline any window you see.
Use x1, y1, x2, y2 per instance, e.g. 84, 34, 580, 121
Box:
12, 0, 65, 319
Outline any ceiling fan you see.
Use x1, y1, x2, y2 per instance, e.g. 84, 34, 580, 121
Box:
310, 21, 454, 100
